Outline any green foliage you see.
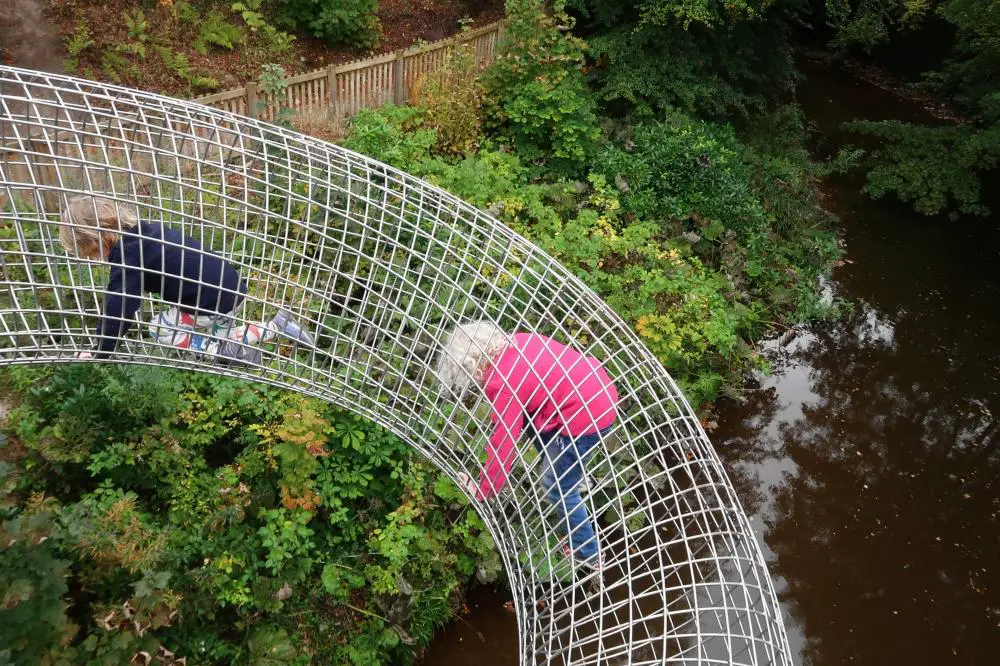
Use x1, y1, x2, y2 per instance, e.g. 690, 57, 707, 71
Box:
247, 626, 298, 664
258, 63, 295, 126
482, 0, 601, 172
342, 106, 437, 171
122, 8, 151, 59
594, 119, 767, 238
571, 0, 799, 118
824, 0, 898, 50
231, 0, 296, 56
275, 0, 381, 49
0, 494, 75, 664
194, 12, 246, 55
403, 122, 837, 401
63, 16, 95, 72
845, 120, 1000, 215
0, 365, 495, 664
155, 46, 220, 92
257, 508, 315, 574
820, 0, 1000, 215
418, 43, 486, 156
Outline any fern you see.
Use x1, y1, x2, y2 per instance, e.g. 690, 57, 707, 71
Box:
154, 46, 219, 93
175, 0, 200, 24
194, 12, 245, 55
63, 19, 94, 71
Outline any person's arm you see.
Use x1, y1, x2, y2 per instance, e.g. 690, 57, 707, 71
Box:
93, 264, 143, 357
476, 385, 524, 500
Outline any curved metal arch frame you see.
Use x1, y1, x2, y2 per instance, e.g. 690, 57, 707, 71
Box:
0, 66, 791, 665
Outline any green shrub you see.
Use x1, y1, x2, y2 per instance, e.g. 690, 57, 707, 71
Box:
342, 105, 436, 171
63, 17, 95, 72
0, 364, 494, 664
594, 118, 768, 239
569, 0, 798, 118
232, 0, 296, 56
845, 116, 1000, 217
0, 493, 75, 664
482, 0, 601, 173
592, 115, 841, 324
414, 149, 762, 402
275, 0, 380, 49
418, 43, 485, 156
817, 0, 1000, 216
155, 46, 219, 92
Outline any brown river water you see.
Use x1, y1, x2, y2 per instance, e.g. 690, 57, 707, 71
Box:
424, 64, 1000, 664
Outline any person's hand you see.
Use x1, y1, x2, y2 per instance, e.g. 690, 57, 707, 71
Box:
76, 350, 93, 359
456, 472, 480, 500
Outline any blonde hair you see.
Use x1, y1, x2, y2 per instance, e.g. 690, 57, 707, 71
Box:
59, 195, 138, 257
435, 321, 512, 393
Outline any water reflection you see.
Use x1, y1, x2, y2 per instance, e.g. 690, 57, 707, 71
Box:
716, 220, 1000, 665
711, 60, 1000, 666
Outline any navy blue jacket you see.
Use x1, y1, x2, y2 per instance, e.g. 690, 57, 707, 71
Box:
96, 222, 246, 354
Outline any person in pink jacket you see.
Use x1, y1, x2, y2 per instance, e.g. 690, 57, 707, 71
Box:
435, 321, 619, 571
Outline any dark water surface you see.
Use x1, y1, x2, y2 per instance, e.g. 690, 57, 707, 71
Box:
717, 64, 1000, 665
424, 64, 1000, 664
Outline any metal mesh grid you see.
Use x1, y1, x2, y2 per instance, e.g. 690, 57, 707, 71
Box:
0, 66, 791, 666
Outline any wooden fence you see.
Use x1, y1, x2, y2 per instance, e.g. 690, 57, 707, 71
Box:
0, 20, 506, 212
193, 20, 506, 125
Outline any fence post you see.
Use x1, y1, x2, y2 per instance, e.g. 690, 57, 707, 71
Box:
496, 21, 506, 49
393, 51, 405, 105
245, 82, 258, 120
328, 64, 339, 125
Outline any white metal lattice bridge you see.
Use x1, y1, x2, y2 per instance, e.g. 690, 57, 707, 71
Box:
0, 66, 790, 665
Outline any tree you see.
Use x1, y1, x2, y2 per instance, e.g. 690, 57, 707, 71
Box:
819, 0, 1000, 215
566, 0, 802, 118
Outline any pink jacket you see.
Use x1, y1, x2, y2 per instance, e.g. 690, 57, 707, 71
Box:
476, 333, 619, 499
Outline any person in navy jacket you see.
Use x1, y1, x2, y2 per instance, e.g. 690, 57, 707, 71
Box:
59, 195, 312, 364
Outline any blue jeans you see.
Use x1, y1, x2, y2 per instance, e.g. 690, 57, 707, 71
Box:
533, 425, 611, 560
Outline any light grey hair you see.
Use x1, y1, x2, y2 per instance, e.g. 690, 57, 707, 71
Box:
59, 195, 139, 257
435, 321, 512, 393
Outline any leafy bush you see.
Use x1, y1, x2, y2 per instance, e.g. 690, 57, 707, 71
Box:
342, 105, 437, 171
0, 492, 75, 665
398, 109, 838, 400
414, 148, 761, 402
232, 0, 296, 56
535, 176, 761, 404
594, 118, 768, 239
592, 115, 840, 322
570, 0, 799, 118
818, 0, 1000, 216
63, 16, 95, 72
155, 46, 220, 92
845, 120, 1000, 216
275, 0, 380, 49
418, 43, 485, 156
0, 365, 496, 664
482, 0, 601, 172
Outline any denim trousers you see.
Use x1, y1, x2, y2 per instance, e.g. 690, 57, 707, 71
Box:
533, 425, 611, 560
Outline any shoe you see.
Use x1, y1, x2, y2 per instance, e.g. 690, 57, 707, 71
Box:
560, 542, 603, 573
148, 309, 196, 343
216, 340, 262, 367
578, 476, 590, 495
269, 309, 314, 346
